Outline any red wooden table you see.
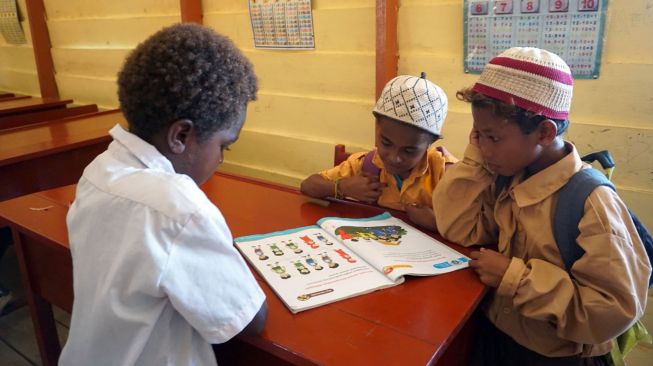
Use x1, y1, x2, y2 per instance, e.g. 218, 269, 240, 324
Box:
0, 173, 485, 366
0, 103, 98, 130
0, 97, 72, 117
0, 92, 29, 101
0, 109, 125, 201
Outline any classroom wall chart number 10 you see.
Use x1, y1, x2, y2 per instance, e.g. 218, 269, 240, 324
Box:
464, 0, 608, 78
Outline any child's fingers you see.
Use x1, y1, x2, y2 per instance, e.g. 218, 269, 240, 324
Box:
361, 171, 378, 180
368, 181, 383, 191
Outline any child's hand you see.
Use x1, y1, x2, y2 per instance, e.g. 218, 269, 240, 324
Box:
435, 145, 453, 158
469, 248, 510, 287
405, 204, 436, 231
469, 128, 480, 147
340, 174, 385, 203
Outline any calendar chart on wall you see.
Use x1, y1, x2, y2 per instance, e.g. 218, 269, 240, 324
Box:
249, 0, 315, 49
464, 0, 608, 78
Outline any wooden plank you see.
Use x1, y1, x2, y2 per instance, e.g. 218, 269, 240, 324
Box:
180, 0, 203, 24
24, 0, 59, 99
0, 95, 31, 102
375, 0, 398, 99
0, 306, 68, 365
0, 98, 71, 118
0, 104, 99, 130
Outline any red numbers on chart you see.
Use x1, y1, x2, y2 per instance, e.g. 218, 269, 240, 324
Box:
579, 0, 598, 11
521, 0, 539, 13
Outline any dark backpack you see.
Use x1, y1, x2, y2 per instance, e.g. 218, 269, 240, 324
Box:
552, 167, 653, 287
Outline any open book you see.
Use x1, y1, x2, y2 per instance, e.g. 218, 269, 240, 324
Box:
234, 212, 469, 313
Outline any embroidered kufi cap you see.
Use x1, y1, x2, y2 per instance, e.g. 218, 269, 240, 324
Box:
373, 73, 448, 136
472, 47, 573, 119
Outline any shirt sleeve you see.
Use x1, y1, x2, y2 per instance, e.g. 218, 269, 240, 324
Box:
432, 144, 499, 246
319, 151, 367, 181
159, 210, 266, 344
497, 187, 652, 344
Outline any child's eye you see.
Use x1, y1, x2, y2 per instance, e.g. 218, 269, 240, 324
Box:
482, 134, 499, 143
381, 139, 392, 147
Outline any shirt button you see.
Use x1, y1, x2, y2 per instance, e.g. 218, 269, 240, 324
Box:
503, 307, 511, 314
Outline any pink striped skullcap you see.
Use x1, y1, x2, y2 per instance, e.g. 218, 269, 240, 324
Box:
472, 47, 573, 119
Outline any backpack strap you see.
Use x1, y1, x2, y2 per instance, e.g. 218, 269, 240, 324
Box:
553, 168, 615, 273
362, 149, 381, 177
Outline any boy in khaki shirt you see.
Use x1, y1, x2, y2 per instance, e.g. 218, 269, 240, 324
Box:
433, 47, 651, 365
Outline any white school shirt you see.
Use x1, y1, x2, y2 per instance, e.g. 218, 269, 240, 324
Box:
59, 124, 265, 366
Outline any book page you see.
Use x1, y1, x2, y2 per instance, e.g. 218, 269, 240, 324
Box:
235, 225, 395, 313
317, 213, 470, 282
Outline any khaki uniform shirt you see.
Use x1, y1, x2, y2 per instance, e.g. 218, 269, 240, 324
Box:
433, 142, 651, 357
320, 145, 456, 211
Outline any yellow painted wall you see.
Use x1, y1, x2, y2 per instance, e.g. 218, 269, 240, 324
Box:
43, 0, 180, 108
0, 0, 39, 95
398, 0, 653, 227
205, 0, 377, 185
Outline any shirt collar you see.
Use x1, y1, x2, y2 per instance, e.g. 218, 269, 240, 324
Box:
109, 124, 176, 174
512, 141, 583, 207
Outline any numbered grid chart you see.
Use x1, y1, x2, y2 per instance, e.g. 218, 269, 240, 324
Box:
249, 0, 315, 49
464, 0, 607, 78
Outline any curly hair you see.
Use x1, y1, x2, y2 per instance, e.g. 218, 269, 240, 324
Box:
118, 23, 257, 143
456, 88, 568, 136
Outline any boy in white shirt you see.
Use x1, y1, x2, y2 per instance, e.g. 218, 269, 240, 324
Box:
59, 24, 267, 366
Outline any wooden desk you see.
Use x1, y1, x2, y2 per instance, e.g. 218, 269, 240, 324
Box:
0, 93, 30, 101
0, 93, 31, 103
0, 104, 99, 130
0, 97, 72, 118
0, 109, 126, 201
0, 173, 485, 366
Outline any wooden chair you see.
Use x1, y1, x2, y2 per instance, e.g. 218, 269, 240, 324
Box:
334, 144, 351, 166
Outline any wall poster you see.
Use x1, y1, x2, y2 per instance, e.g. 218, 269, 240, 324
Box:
464, 0, 608, 78
249, 0, 315, 49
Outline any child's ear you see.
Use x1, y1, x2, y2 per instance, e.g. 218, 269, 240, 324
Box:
167, 119, 194, 154
537, 119, 558, 146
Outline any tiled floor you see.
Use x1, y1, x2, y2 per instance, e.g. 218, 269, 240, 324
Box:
1, 245, 652, 365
